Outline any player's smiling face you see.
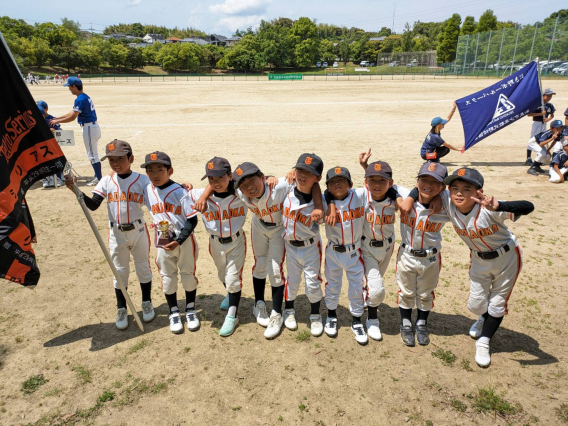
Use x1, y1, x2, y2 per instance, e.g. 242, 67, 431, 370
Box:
327, 177, 351, 199
108, 155, 133, 174
365, 176, 393, 200
239, 174, 265, 198
146, 163, 172, 186
208, 174, 231, 192
417, 175, 444, 204
294, 168, 321, 193
449, 180, 480, 213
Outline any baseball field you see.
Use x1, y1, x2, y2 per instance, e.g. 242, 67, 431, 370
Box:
2, 78, 568, 425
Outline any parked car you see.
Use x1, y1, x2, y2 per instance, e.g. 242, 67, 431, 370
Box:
406, 62, 416, 67
369, 62, 375, 67
360, 61, 369, 67
322, 62, 328, 68
389, 61, 400, 67
332, 61, 339, 68
316, 62, 321, 68
542, 61, 562, 73
552, 62, 568, 74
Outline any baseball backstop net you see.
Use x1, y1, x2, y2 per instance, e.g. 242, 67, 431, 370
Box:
453, 16, 568, 77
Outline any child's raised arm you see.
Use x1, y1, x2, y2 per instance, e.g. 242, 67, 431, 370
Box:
194, 184, 213, 213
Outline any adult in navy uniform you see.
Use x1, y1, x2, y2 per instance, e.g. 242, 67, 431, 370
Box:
420, 103, 461, 163
50, 76, 102, 186
525, 88, 556, 165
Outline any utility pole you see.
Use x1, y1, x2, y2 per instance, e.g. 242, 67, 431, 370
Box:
392, 3, 396, 33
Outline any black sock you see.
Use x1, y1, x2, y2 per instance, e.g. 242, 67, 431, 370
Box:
327, 309, 337, 318
272, 285, 284, 314
140, 281, 152, 302
368, 306, 378, 320
417, 309, 430, 325
482, 312, 489, 320
284, 299, 295, 310
532, 161, 542, 168
253, 277, 266, 303
165, 293, 178, 312
310, 300, 321, 315
352, 315, 362, 325
229, 291, 241, 316
399, 307, 412, 325
526, 149, 532, 159
185, 290, 196, 309
115, 288, 127, 309
480, 314, 503, 339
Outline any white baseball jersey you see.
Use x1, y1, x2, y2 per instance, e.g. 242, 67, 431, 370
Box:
189, 189, 247, 237
356, 186, 397, 241
325, 188, 365, 245
282, 189, 327, 241
399, 187, 450, 250
92, 172, 149, 224
239, 177, 293, 226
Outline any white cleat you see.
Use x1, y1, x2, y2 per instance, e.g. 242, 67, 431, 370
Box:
185, 308, 200, 331
283, 309, 297, 330
87, 177, 99, 187
169, 311, 183, 334
253, 301, 270, 327
352, 323, 368, 345
366, 318, 382, 341
324, 316, 338, 337
141, 301, 155, 323
264, 312, 284, 339
115, 307, 128, 330
475, 340, 491, 368
310, 314, 324, 337
469, 316, 485, 339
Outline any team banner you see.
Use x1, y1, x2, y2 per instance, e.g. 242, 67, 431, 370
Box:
457, 61, 542, 151
0, 33, 67, 286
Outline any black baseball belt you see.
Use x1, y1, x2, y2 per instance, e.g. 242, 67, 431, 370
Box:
475, 242, 512, 260
259, 219, 278, 227
288, 237, 314, 247
401, 243, 438, 258
362, 235, 393, 248
211, 231, 241, 245
111, 218, 143, 232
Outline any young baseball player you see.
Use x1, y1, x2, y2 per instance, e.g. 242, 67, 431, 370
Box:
37, 101, 64, 189
142, 151, 200, 334
526, 120, 564, 175
526, 88, 556, 165
64, 140, 155, 330
549, 141, 568, 183
440, 167, 533, 367
189, 157, 247, 337
420, 103, 461, 162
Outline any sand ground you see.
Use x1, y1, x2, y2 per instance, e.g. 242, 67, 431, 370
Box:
1, 78, 567, 425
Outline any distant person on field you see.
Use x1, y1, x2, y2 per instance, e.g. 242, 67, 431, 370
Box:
525, 88, 555, 165
420, 102, 461, 162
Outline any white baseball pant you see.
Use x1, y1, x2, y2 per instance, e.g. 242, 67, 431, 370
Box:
526, 137, 551, 164
324, 244, 365, 317
396, 249, 442, 311
549, 167, 568, 183
468, 245, 522, 318
81, 123, 101, 164
361, 237, 395, 307
156, 234, 199, 295
284, 238, 323, 304
250, 219, 285, 287
530, 121, 546, 138
209, 232, 246, 294
109, 220, 152, 289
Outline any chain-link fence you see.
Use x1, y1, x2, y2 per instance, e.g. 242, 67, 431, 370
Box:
453, 16, 568, 77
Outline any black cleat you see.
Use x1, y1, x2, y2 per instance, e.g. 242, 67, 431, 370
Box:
400, 325, 415, 346
416, 324, 430, 346
527, 168, 539, 176
524, 158, 533, 166
533, 165, 546, 175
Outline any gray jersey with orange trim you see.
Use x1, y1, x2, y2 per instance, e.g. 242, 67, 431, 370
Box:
356, 186, 397, 241
282, 189, 327, 241
399, 186, 450, 250
440, 190, 518, 252
93, 172, 149, 224
325, 188, 365, 245
190, 188, 247, 237
239, 177, 293, 225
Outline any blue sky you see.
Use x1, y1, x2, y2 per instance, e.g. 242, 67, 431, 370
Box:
4, 0, 565, 36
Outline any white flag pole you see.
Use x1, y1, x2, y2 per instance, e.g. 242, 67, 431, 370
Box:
536, 57, 545, 113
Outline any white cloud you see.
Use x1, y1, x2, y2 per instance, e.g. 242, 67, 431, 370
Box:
126, 0, 141, 6
209, 0, 270, 16
216, 15, 265, 31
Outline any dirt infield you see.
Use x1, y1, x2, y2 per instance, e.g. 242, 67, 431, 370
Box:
2, 78, 568, 425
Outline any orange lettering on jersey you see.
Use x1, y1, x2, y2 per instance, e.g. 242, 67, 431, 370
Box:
120, 193, 127, 202
416, 221, 424, 231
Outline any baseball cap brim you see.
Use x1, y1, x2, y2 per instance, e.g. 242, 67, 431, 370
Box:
418, 171, 445, 183
201, 169, 229, 180
294, 164, 321, 177
443, 175, 483, 188
233, 170, 259, 188
101, 152, 130, 161
326, 174, 352, 185
140, 159, 171, 168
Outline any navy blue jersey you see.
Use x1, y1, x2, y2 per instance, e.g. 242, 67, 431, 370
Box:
564, 107, 568, 117
563, 126, 568, 138
551, 152, 568, 167
531, 103, 555, 122
72, 93, 97, 124
535, 130, 561, 143
421, 132, 445, 156
45, 114, 61, 130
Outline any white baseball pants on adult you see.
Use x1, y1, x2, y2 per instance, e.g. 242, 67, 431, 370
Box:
468, 245, 522, 318
284, 238, 323, 304
81, 123, 101, 164
549, 167, 568, 183
396, 249, 442, 311
526, 137, 551, 164
530, 121, 546, 138
250, 219, 285, 287
361, 238, 395, 307
156, 234, 199, 295
209, 232, 246, 294
324, 244, 365, 317
109, 220, 152, 289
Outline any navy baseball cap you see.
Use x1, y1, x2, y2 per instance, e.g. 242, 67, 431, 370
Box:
101, 140, 133, 161
36, 100, 48, 109
233, 162, 261, 188
543, 88, 556, 95
365, 161, 392, 179
417, 162, 448, 183
431, 117, 448, 126
550, 119, 563, 128
141, 151, 172, 168
202, 157, 231, 180
63, 76, 82, 87
326, 166, 352, 185
37, 106, 46, 116
295, 153, 324, 177
444, 167, 484, 188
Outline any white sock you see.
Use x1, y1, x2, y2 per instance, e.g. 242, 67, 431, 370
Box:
186, 302, 195, 310
478, 336, 490, 345
402, 318, 412, 327
416, 319, 426, 326
228, 306, 237, 317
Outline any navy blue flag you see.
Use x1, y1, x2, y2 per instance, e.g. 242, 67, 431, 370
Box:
457, 61, 542, 151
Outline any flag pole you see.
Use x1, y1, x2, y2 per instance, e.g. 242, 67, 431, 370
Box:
68, 174, 144, 332
536, 57, 544, 113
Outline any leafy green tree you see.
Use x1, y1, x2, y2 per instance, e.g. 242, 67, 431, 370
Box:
142, 42, 162, 65
224, 35, 265, 71
0, 16, 34, 38
363, 40, 381, 61
319, 39, 336, 62
201, 45, 225, 68
125, 47, 145, 70
436, 14, 461, 63
290, 17, 320, 67
460, 16, 477, 35
257, 19, 293, 67
380, 35, 403, 53
77, 44, 102, 72
402, 22, 414, 51
378, 27, 392, 37
30, 37, 53, 67
476, 10, 498, 33
105, 43, 129, 70
61, 18, 81, 37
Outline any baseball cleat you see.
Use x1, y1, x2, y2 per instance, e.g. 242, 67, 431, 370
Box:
310, 314, 324, 337
169, 311, 183, 334
219, 314, 239, 337
475, 340, 491, 368
141, 301, 155, 323
526, 168, 539, 176
351, 323, 368, 345
115, 307, 128, 330
56, 178, 65, 187
283, 309, 297, 330
220, 293, 230, 310
253, 301, 270, 327
400, 325, 415, 346
42, 178, 51, 188
533, 165, 546, 174
469, 316, 485, 339
185, 308, 200, 331
366, 318, 382, 341
264, 312, 284, 339
524, 158, 533, 166
87, 177, 99, 186
415, 324, 430, 346
324, 316, 338, 337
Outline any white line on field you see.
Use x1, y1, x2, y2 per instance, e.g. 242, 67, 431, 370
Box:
98, 120, 429, 128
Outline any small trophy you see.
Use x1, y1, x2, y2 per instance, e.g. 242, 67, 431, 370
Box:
156, 220, 174, 248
